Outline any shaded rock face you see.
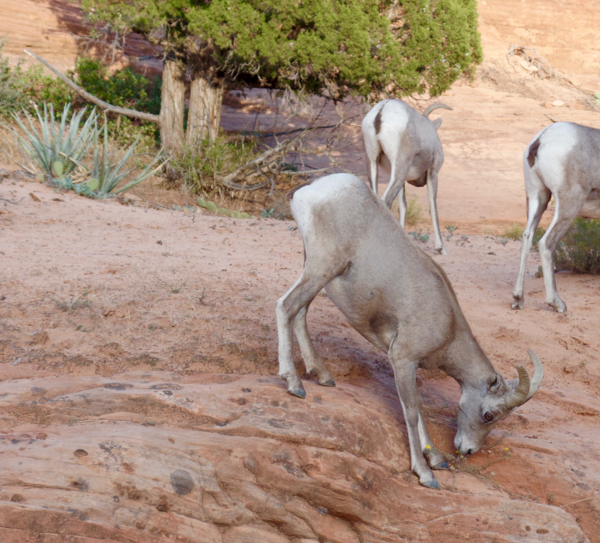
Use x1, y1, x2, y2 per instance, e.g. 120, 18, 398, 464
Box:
0, 0, 160, 73
0, 373, 589, 542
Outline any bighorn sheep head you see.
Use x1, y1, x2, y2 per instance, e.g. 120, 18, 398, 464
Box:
454, 350, 544, 456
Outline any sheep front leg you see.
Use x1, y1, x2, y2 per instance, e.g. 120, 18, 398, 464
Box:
417, 410, 448, 471
389, 348, 440, 489
426, 169, 447, 255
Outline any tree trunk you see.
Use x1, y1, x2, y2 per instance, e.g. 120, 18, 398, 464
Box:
160, 58, 185, 156
186, 73, 225, 147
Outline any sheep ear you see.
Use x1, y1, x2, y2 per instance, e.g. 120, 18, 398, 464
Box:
432, 118, 443, 130
487, 374, 504, 393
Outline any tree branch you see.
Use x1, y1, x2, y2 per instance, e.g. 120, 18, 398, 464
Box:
23, 49, 161, 123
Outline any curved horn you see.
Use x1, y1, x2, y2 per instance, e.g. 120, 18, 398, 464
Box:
423, 103, 453, 118
504, 365, 530, 410
525, 349, 544, 400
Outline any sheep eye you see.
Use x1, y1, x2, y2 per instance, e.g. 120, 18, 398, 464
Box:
484, 411, 494, 422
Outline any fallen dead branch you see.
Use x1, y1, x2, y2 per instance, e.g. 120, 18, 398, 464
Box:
222, 137, 302, 191
23, 49, 160, 123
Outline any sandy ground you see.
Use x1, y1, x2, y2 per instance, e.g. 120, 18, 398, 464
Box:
1, 157, 600, 538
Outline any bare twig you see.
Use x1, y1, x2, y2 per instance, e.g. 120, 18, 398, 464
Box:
559, 494, 597, 509
222, 136, 300, 190
0, 197, 24, 205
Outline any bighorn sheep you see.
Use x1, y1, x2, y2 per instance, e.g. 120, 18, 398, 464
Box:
512, 122, 600, 313
276, 173, 544, 489
362, 99, 453, 255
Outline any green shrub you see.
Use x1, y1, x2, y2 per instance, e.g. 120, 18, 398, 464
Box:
405, 195, 423, 227
69, 58, 160, 150
1, 45, 159, 149
173, 135, 259, 195
0, 41, 73, 118
0, 42, 28, 116
553, 218, 600, 274
23, 65, 73, 112
501, 223, 524, 241
73, 58, 160, 114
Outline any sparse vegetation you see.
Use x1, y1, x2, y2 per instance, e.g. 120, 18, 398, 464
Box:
197, 196, 251, 218
553, 218, 600, 274
170, 136, 260, 196
0, 41, 72, 119
410, 228, 430, 243
445, 224, 457, 241
501, 223, 525, 241
52, 292, 92, 313
442, 443, 513, 482
531, 227, 546, 250
405, 194, 423, 227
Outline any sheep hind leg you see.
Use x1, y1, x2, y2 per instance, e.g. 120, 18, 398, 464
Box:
277, 258, 346, 397
512, 185, 551, 310
367, 153, 380, 196
425, 169, 447, 255
539, 195, 583, 313
293, 303, 335, 387
363, 131, 382, 196
276, 274, 329, 398
397, 184, 408, 228
382, 160, 411, 221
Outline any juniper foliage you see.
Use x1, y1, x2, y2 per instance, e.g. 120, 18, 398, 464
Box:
82, 0, 482, 100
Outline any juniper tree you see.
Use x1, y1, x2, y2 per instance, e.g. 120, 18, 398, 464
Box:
82, 0, 481, 153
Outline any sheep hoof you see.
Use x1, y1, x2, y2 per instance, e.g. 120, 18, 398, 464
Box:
288, 388, 306, 399
420, 478, 441, 490
551, 300, 567, 313
511, 298, 524, 310
432, 461, 449, 470
319, 378, 336, 387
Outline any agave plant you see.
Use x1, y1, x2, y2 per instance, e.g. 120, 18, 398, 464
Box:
10, 103, 98, 177
88, 116, 166, 197
9, 102, 165, 198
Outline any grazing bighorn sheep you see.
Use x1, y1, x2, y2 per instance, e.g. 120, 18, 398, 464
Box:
512, 122, 600, 313
277, 173, 544, 489
362, 99, 453, 255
